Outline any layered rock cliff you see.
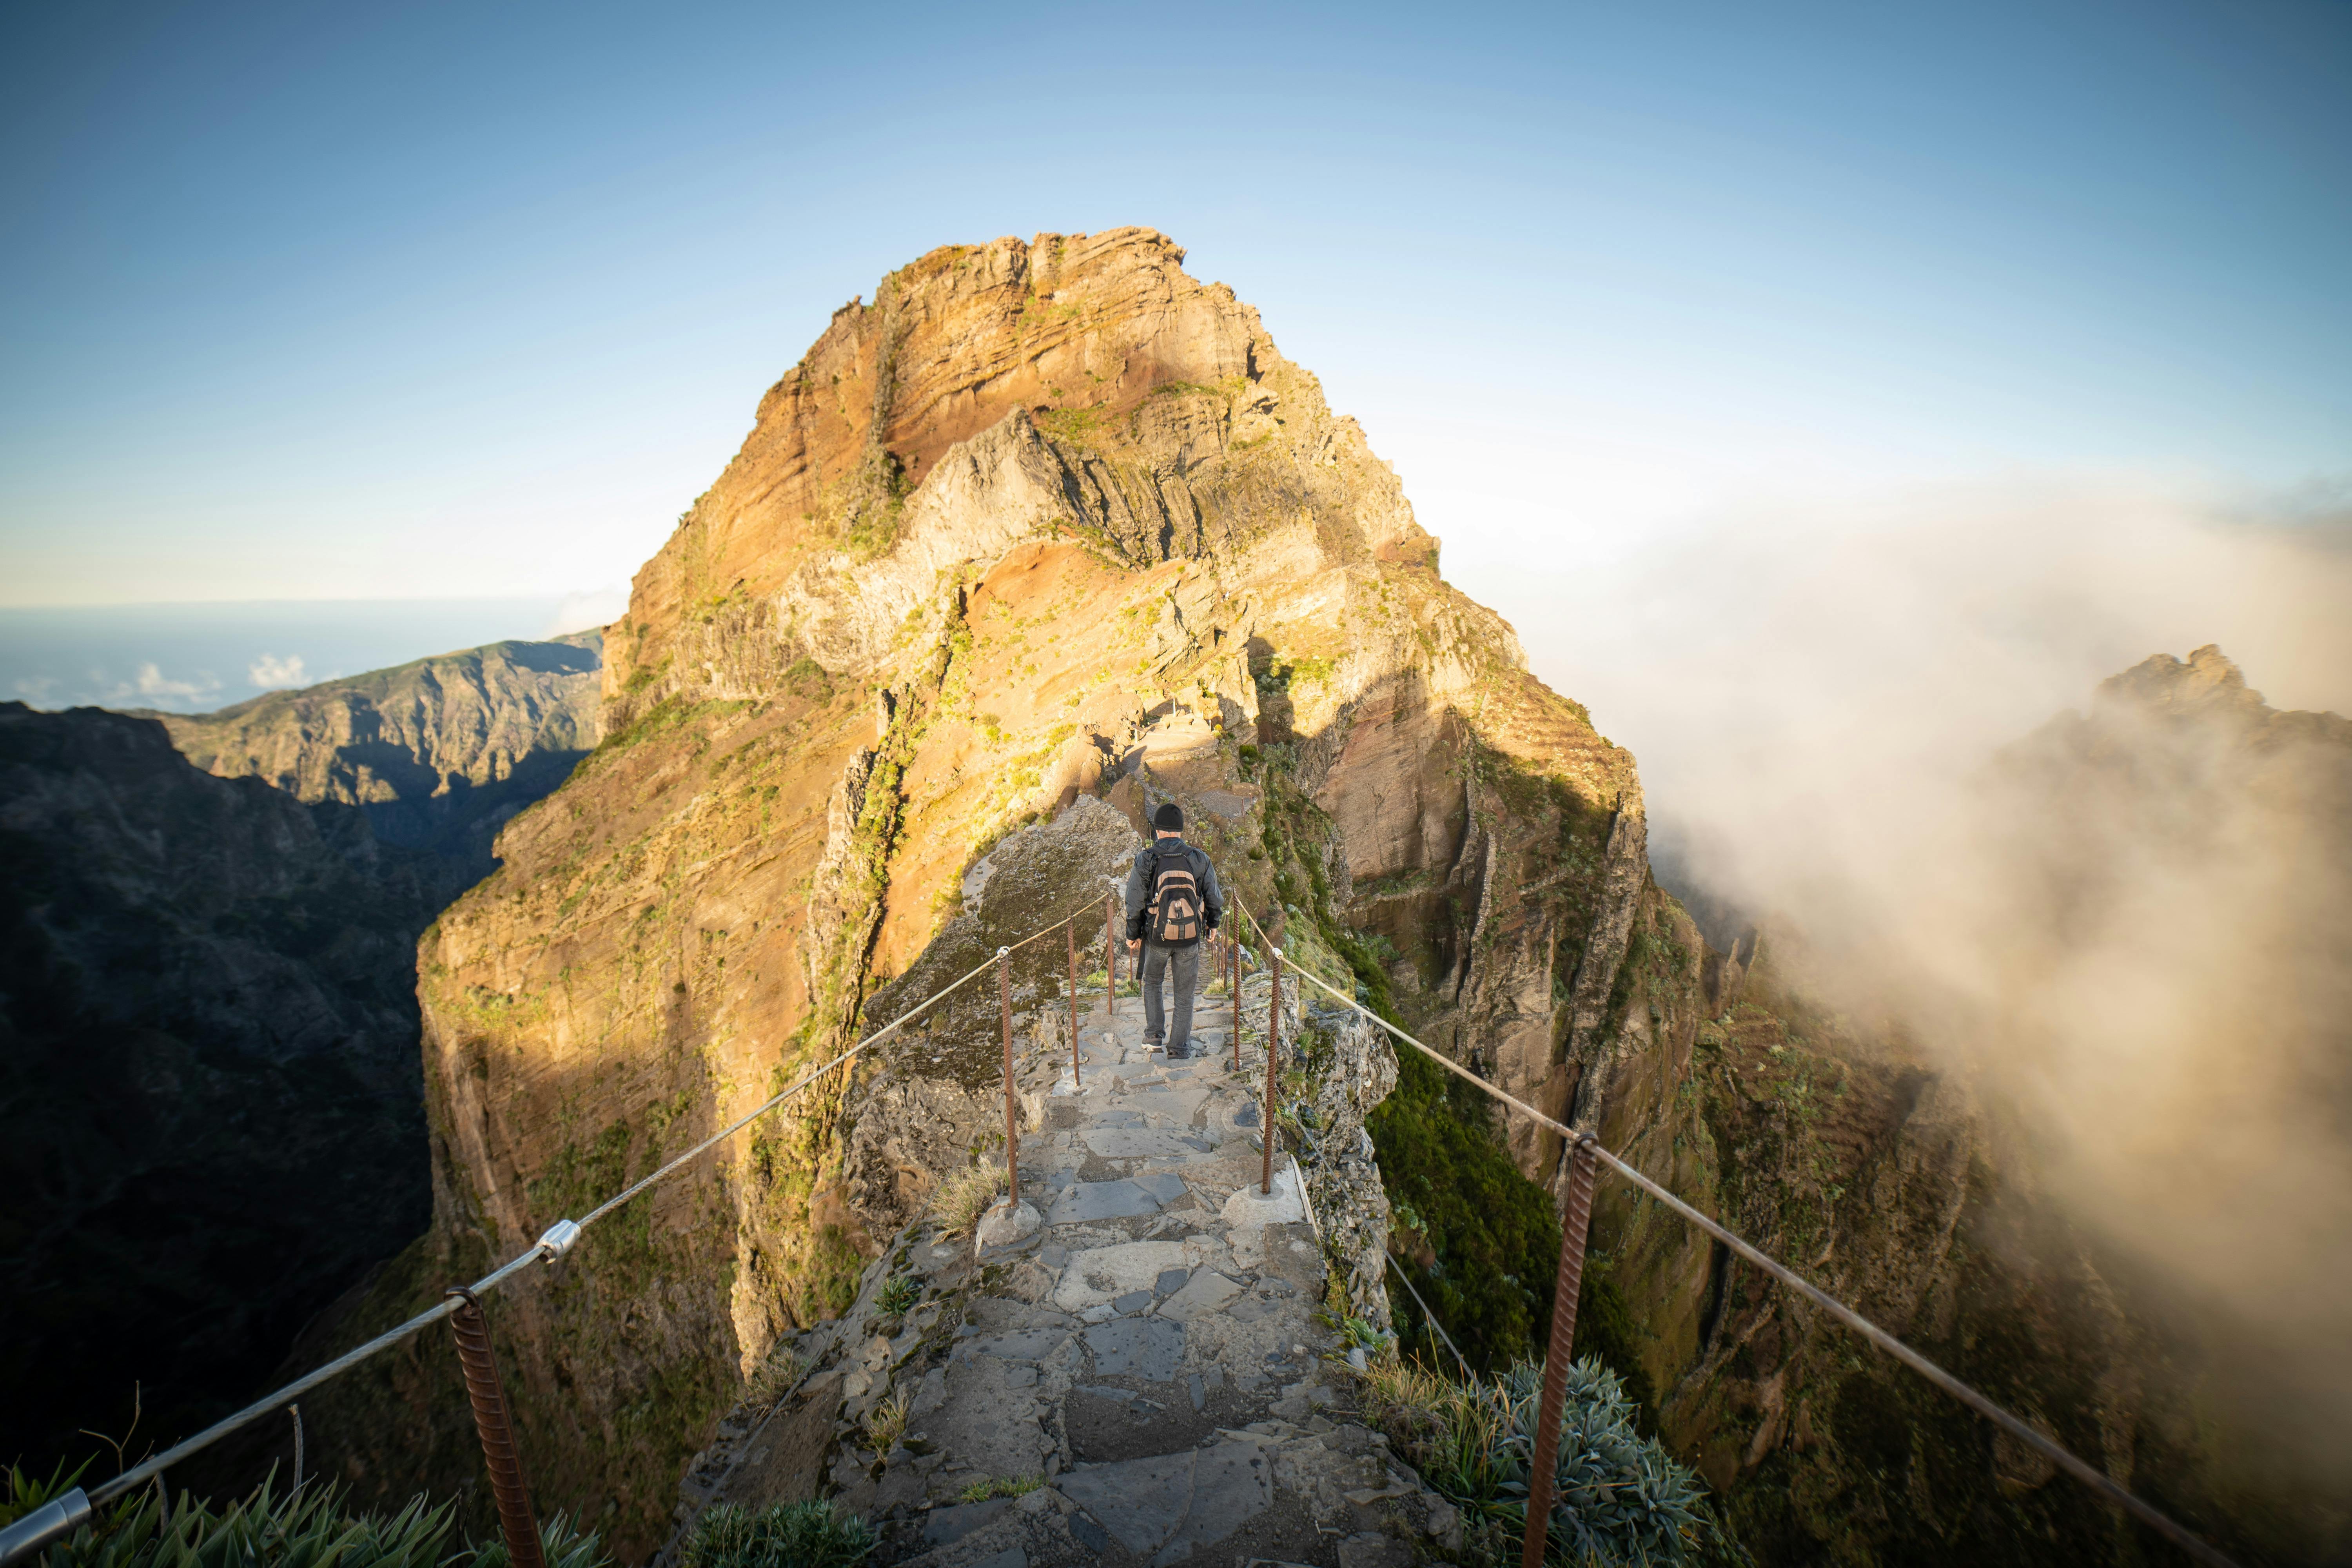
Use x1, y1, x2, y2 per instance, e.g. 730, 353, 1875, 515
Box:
152, 632, 603, 897
0, 702, 440, 1478
305, 230, 1644, 1557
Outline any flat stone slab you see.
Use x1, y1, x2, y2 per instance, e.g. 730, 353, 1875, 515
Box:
924, 1496, 1013, 1545
907, 1358, 1051, 1501
1082, 1127, 1209, 1159
1046, 1179, 1163, 1225
1158, 1269, 1248, 1322
1135, 1170, 1190, 1205
1084, 1316, 1186, 1381
1059, 1436, 1274, 1565
967, 1328, 1069, 1362
1051, 1239, 1208, 1311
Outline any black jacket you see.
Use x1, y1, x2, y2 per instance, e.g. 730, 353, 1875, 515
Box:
1124, 838, 1224, 943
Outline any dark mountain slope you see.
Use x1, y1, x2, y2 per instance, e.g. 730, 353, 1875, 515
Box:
0, 702, 448, 1477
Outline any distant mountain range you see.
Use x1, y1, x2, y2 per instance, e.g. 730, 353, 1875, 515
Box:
142, 630, 604, 896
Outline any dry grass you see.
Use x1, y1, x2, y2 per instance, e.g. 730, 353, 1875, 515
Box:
865, 1387, 910, 1453
926, 1162, 1007, 1237
741, 1348, 806, 1409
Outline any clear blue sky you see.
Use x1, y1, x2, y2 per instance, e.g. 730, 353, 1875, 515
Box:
3, 0, 2346, 609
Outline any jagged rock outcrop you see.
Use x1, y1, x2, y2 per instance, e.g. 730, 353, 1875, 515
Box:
299, 230, 1641, 1557
0, 702, 440, 1479
154, 632, 603, 895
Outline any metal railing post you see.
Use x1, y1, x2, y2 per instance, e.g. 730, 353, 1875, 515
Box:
999, 946, 1018, 1208
1230, 933, 1242, 1071
445, 1289, 545, 1568
1067, 918, 1081, 1089
1104, 893, 1116, 1016
1522, 1133, 1600, 1568
1263, 907, 1284, 1196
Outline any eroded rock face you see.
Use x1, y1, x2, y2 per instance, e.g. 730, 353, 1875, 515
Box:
309, 230, 1637, 1555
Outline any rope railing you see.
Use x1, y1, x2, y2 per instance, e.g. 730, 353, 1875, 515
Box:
0, 891, 1118, 1568
1263, 939, 2243, 1568
3, 882, 2245, 1568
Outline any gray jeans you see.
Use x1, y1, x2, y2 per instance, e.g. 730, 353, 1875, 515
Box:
1140, 942, 1200, 1052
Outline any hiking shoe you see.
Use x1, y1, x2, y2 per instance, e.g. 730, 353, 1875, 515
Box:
1166, 1044, 1191, 1060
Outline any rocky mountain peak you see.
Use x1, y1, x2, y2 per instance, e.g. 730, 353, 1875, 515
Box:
608, 229, 1439, 712
2094, 641, 2267, 719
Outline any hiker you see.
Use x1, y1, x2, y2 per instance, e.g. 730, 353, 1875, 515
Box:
1125, 802, 1225, 1059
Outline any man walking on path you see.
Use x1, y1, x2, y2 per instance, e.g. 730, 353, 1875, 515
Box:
1126, 802, 1225, 1059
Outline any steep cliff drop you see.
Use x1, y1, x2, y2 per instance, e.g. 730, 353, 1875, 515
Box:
294, 231, 1646, 1557
0, 703, 441, 1479
0, 634, 603, 1498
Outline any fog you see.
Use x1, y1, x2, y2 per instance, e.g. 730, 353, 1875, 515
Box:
1447, 475, 2352, 1485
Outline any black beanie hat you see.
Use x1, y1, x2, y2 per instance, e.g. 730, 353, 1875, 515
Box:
1153, 802, 1184, 832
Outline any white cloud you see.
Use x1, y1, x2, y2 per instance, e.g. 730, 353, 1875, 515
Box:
547, 586, 628, 636
132, 661, 220, 701
248, 653, 308, 688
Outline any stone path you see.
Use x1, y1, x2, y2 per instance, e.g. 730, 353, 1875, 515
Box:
670, 977, 1461, 1568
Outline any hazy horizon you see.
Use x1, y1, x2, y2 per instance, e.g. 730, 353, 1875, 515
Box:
5, 1, 2346, 617
0, 595, 612, 715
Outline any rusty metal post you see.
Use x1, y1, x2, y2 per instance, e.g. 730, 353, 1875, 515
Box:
1262, 907, 1284, 1195
1104, 893, 1117, 1016
1067, 918, 1082, 1089
445, 1289, 545, 1568
1229, 932, 1242, 1071
1522, 1134, 1601, 1568
999, 946, 1018, 1208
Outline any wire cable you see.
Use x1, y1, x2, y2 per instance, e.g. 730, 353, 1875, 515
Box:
1270, 951, 2243, 1568
47, 893, 1111, 1531
1383, 1251, 1475, 1385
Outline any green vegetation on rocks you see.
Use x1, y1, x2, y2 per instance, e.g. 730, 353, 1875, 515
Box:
680, 1501, 873, 1568
6, 1468, 608, 1568
1357, 1352, 1739, 1566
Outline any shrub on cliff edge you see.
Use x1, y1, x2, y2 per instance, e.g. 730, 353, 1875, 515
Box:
1357, 1352, 1744, 1567
681, 1501, 874, 1568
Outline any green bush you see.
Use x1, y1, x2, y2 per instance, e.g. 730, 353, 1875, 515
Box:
681, 1501, 874, 1568
874, 1274, 921, 1319
13, 1468, 606, 1568
1358, 1354, 1740, 1567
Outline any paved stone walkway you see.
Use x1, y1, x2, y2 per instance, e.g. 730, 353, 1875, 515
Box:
671, 976, 1461, 1568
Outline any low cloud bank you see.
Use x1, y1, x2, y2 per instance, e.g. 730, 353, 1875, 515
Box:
1451, 475, 2352, 1488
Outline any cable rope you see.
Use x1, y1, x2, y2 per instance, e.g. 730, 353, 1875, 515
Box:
1383, 1251, 1475, 1385
45, 891, 1115, 1524
1268, 947, 2242, 1568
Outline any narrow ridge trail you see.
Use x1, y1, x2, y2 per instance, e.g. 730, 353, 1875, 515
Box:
671, 970, 1462, 1568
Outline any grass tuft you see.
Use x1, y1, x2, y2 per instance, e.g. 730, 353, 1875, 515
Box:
955, 1474, 1042, 1504
682, 1500, 874, 1568
875, 1274, 921, 1321
865, 1388, 911, 1454
12, 1468, 609, 1568
925, 1163, 1007, 1238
